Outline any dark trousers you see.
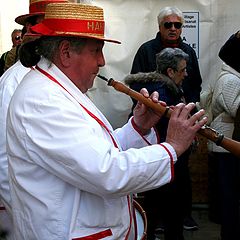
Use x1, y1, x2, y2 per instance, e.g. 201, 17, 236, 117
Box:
143, 150, 191, 240
208, 152, 240, 240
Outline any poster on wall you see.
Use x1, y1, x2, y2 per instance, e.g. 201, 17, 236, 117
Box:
182, 12, 199, 58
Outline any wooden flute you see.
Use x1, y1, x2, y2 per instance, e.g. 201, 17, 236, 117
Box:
97, 74, 240, 157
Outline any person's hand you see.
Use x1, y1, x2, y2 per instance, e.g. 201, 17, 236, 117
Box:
166, 102, 207, 157
133, 88, 166, 135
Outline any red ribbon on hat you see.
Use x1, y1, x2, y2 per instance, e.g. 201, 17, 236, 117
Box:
32, 18, 105, 36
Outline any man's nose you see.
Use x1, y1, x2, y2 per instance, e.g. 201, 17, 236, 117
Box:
98, 53, 105, 67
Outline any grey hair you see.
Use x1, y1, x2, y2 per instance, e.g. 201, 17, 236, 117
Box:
37, 36, 87, 62
11, 29, 22, 38
156, 48, 189, 74
20, 36, 87, 67
157, 6, 184, 26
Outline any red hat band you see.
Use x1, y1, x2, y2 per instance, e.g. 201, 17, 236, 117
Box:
29, 3, 121, 44
41, 18, 105, 37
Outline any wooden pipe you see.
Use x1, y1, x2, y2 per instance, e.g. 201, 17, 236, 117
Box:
97, 75, 240, 157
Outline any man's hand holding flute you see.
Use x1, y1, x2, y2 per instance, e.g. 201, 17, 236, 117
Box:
133, 88, 207, 157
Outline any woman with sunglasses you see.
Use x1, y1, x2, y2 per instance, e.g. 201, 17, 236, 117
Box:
0, 29, 22, 76
11, 29, 22, 48
130, 6, 202, 238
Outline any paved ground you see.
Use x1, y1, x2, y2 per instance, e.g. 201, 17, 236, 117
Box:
184, 208, 220, 240
154, 205, 221, 240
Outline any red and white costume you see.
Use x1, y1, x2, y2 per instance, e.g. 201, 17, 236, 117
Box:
7, 58, 176, 239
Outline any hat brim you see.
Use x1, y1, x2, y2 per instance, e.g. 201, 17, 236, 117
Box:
30, 22, 121, 44
15, 12, 45, 26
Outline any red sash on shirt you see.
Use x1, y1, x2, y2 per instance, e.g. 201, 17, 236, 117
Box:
35, 65, 136, 240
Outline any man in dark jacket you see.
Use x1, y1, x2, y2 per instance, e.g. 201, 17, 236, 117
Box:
130, 6, 202, 237
131, 7, 202, 105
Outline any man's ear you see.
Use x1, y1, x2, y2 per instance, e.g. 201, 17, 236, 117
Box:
167, 67, 174, 79
58, 40, 72, 67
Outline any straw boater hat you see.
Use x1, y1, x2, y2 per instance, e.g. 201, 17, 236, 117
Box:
15, 0, 68, 26
29, 2, 121, 44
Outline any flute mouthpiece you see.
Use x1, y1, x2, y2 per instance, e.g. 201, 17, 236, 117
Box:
97, 74, 109, 82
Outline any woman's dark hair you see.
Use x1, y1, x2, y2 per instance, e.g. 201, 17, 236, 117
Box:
19, 36, 87, 67
19, 38, 41, 67
218, 31, 240, 73
21, 26, 27, 38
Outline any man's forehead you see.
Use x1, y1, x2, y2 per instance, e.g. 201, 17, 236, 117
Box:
163, 15, 182, 21
13, 31, 22, 35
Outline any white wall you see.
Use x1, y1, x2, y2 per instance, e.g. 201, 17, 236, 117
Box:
0, 0, 28, 53
89, 0, 240, 128
1, 0, 239, 128
0, 0, 78, 52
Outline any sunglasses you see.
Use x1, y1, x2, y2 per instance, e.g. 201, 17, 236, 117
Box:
163, 22, 182, 29
15, 36, 21, 41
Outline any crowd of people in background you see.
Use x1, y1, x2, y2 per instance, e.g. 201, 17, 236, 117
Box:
0, 1, 239, 240
129, 7, 202, 239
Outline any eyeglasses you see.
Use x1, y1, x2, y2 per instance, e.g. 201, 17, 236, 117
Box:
15, 36, 21, 41
176, 67, 187, 73
163, 22, 182, 29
